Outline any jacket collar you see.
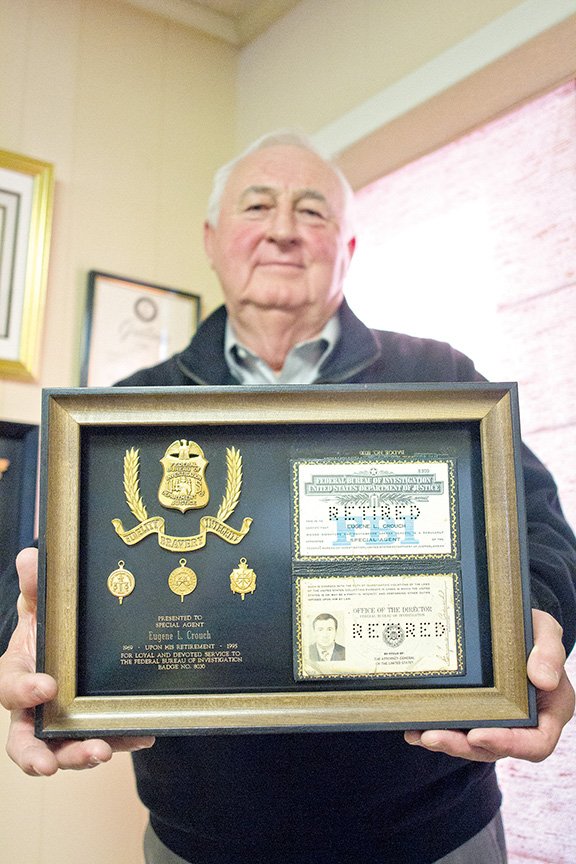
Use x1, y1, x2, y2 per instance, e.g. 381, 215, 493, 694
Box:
318, 298, 380, 382
175, 305, 237, 385
175, 299, 381, 385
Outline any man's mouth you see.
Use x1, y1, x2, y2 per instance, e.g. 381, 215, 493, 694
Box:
258, 260, 304, 269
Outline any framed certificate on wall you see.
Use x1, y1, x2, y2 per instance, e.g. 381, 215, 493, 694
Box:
80, 271, 200, 386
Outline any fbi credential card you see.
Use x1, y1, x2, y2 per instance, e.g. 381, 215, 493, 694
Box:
293, 458, 457, 559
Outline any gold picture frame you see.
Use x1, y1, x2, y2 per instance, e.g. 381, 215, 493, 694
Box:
0, 150, 54, 380
36, 383, 535, 737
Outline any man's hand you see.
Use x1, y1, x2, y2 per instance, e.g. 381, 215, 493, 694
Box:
404, 609, 575, 762
0, 547, 155, 776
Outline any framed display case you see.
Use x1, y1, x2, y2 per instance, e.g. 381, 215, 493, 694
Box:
36, 383, 535, 737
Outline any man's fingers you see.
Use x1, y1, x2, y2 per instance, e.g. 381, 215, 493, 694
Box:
528, 610, 566, 691
15, 547, 39, 606
479, 669, 574, 762
44, 738, 115, 771
0, 668, 57, 711
7, 709, 113, 775
6, 706, 155, 775
10, 547, 40, 660
404, 729, 500, 762
106, 735, 157, 755
3, 545, 155, 776
43, 735, 155, 771
405, 669, 575, 763
6, 709, 60, 776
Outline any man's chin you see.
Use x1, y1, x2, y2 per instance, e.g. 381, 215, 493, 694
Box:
242, 292, 311, 312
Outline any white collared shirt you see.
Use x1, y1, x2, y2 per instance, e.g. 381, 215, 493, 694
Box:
224, 315, 340, 385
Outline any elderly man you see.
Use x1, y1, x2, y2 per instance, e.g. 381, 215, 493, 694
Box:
1, 132, 575, 864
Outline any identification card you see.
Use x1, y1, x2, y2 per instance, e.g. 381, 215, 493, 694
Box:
295, 573, 463, 680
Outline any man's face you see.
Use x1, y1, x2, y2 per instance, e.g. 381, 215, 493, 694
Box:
314, 618, 337, 648
204, 145, 355, 320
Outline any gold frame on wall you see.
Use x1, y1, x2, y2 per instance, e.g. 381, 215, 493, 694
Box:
36, 383, 535, 737
0, 149, 54, 380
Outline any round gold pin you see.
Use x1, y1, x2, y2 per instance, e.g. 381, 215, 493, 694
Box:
168, 558, 197, 601
107, 560, 135, 604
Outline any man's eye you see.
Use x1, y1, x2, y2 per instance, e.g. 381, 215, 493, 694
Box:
245, 203, 269, 213
297, 207, 327, 221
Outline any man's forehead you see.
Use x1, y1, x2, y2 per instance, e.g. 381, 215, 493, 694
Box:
240, 184, 329, 203
225, 145, 343, 203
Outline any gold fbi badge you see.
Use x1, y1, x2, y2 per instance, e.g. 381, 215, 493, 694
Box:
158, 440, 209, 512
112, 442, 253, 552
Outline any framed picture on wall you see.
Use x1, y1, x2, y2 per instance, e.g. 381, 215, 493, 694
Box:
80, 271, 201, 386
0, 421, 39, 572
0, 150, 55, 380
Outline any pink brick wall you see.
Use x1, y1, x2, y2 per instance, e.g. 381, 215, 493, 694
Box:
347, 80, 576, 863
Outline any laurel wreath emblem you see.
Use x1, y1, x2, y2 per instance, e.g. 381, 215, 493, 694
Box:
124, 447, 148, 522
122, 445, 242, 523
216, 446, 242, 522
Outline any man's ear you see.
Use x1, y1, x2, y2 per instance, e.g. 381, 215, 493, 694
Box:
204, 220, 215, 267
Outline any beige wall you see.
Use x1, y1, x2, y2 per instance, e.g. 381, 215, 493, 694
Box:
0, 0, 236, 425
236, 0, 523, 143
1, 1, 573, 862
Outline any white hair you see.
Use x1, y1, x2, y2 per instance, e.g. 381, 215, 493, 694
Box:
206, 129, 356, 239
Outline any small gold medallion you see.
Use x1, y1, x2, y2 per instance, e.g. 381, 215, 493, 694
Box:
107, 560, 135, 604
230, 557, 256, 600
168, 558, 197, 601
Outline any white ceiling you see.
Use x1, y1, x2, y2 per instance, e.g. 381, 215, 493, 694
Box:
122, 0, 301, 45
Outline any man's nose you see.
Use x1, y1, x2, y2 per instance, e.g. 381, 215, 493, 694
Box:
266, 204, 299, 246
